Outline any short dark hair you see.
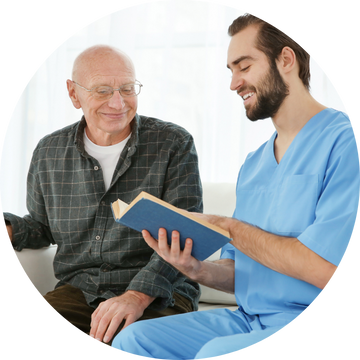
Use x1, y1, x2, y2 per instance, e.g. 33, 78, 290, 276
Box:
228, 14, 310, 90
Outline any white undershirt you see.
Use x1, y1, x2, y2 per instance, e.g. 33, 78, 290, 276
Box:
84, 131, 131, 191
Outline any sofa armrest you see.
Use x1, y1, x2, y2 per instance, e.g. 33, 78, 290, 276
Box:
199, 182, 237, 306
15, 245, 58, 295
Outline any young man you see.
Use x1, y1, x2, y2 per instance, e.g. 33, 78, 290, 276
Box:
111, 14, 360, 358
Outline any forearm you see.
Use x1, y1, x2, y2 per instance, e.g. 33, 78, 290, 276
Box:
125, 290, 156, 308
208, 216, 336, 289
126, 252, 185, 310
4, 212, 54, 250
191, 258, 235, 294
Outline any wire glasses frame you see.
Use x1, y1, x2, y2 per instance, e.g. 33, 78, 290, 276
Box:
72, 80, 143, 100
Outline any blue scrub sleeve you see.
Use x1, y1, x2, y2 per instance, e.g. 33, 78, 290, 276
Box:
298, 127, 359, 265
220, 208, 237, 260
220, 243, 236, 260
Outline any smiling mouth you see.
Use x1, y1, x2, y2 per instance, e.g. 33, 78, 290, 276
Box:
242, 92, 255, 101
102, 111, 128, 118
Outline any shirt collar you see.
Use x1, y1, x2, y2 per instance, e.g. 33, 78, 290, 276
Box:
74, 114, 140, 157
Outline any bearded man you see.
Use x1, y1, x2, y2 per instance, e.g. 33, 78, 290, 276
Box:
111, 13, 359, 359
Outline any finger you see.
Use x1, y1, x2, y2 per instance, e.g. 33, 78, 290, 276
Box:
90, 304, 101, 328
183, 238, 193, 258
89, 317, 98, 341
142, 230, 159, 251
157, 228, 170, 254
94, 310, 114, 342
103, 314, 125, 344
170, 231, 181, 258
89, 306, 103, 338
90, 319, 100, 340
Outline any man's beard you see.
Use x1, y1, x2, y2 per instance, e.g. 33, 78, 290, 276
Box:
244, 62, 289, 121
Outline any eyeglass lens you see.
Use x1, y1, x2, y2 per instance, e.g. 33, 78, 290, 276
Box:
93, 84, 141, 99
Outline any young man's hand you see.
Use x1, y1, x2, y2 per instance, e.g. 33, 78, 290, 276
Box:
142, 228, 202, 280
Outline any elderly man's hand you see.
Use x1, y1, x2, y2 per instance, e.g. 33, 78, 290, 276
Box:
90, 290, 155, 343
3, 225, 12, 244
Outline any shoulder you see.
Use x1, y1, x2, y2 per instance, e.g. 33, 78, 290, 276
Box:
321, 107, 350, 123
318, 108, 354, 138
319, 109, 359, 167
34, 121, 80, 151
315, 109, 357, 156
137, 115, 193, 142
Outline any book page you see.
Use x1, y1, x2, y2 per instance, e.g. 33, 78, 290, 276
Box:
118, 199, 129, 216
113, 199, 129, 219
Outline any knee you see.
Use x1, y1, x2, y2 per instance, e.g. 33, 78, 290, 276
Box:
111, 321, 148, 353
195, 337, 227, 359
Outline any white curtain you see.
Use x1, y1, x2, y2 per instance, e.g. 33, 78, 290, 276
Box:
0, 0, 345, 216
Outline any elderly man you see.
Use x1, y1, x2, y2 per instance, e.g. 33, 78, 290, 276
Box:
4, 45, 202, 344
112, 14, 360, 359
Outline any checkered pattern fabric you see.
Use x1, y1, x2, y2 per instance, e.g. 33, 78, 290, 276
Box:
5, 114, 203, 310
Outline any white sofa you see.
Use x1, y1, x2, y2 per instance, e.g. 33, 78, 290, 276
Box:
15, 182, 238, 311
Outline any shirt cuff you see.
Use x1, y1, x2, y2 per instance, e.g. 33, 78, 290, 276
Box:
125, 256, 184, 310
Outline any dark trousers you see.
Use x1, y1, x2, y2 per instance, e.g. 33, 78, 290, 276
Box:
44, 284, 193, 344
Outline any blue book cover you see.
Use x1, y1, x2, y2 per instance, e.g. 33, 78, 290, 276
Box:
111, 192, 231, 261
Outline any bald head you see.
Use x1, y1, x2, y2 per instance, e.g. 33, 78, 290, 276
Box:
72, 45, 135, 84
66, 44, 139, 146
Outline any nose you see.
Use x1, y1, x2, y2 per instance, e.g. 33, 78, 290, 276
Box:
230, 71, 245, 92
107, 90, 126, 109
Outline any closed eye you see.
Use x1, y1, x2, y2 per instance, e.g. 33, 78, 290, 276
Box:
241, 66, 250, 72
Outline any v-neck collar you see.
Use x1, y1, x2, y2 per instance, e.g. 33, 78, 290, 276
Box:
270, 108, 329, 167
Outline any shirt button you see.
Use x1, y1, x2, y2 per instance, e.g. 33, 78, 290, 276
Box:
94, 166, 99, 170
95, 235, 101, 240
101, 201, 106, 206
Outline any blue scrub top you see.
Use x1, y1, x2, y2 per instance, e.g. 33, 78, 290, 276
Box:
221, 108, 359, 327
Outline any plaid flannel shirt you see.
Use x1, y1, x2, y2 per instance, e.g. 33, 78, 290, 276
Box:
5, 114, 203, 310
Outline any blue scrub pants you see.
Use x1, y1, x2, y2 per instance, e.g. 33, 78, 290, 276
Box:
112, 308, 283, 359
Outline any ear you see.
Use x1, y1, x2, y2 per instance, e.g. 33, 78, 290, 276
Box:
66, 79, 82, 109
277, 46, 297, 74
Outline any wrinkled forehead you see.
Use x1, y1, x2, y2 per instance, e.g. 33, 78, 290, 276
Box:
73, 49, 136, 85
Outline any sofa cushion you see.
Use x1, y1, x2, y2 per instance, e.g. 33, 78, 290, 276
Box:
199, 250, 237, 305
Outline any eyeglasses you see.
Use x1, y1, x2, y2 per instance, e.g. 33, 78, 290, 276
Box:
73, 80, 143, 100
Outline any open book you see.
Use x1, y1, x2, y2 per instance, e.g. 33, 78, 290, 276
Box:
111, 191, 231, 261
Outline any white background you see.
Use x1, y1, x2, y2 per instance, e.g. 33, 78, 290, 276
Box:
0, 0, 346, 217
